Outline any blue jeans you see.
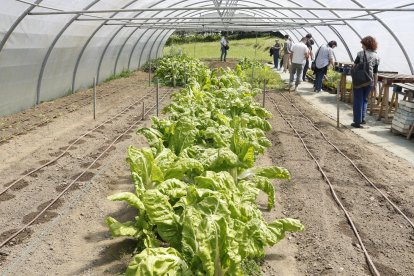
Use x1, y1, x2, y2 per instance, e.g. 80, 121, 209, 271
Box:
353, 85, 372, 124
220, 46, 227, 61
273, 54, 280, 68
315, 70, 325, 91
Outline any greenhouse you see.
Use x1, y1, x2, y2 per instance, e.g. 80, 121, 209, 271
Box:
1, 1, 414, 275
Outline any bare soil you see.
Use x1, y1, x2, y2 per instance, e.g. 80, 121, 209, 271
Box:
0, 67, 413, 276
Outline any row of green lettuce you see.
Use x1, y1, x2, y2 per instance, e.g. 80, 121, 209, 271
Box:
106, 55, 304, 275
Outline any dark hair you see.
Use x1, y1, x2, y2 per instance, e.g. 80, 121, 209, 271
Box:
361, 36, 378, 51
305, 33, 312, 39
284, 34, 289, 39
306, 39, 314, 47
328, 40, 337, 48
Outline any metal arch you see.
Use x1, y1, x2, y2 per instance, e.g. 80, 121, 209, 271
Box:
36, 0, 101, 105
123, 0, 308, 60
137, 29, 167, 68
350, 0, 413, 74
146, 29, 167, 62
154, 30, 175, 57
0, 0, 44, 53
307, 0, 361, 61
113, 0, 187, 74
71, 0, 139, 92
126, 2, 214, 70
137, 6, 209, 68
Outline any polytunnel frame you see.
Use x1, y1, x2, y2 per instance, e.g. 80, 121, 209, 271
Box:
1, 1, 414, 107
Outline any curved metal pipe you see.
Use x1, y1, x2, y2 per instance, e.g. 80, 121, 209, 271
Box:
0, 0, 43, 53
71, 0, 138, 92
36, 0, 100, 104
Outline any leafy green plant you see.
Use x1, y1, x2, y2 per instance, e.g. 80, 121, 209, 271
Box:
106, 59, 304, 275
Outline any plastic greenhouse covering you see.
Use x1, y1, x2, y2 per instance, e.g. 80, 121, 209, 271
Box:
1, 0, 414, 116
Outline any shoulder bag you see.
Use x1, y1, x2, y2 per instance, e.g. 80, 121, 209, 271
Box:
311, 47, 320, 71
351, 51, 372, 88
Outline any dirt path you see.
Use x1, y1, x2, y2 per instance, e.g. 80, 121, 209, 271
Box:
0, 70, 413, 275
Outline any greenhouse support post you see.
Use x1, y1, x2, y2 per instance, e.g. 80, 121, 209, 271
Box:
149, 60, 152, 86
93, 77, 97, 120
142, 102, 145, 121
263, 79, 267, 107
337, 80, 340, 128
184, 63, 187, 84
156, 79, 159, 117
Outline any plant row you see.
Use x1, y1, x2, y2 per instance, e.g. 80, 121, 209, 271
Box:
106, 56, 304, 275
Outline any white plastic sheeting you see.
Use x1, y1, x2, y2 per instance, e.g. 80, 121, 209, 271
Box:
0, 0, 413, 116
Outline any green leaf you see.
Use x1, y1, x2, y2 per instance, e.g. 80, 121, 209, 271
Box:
107, 192, 145, 211
141, 190, 182, 248
127, 146, 164, 191
105, 217, 141, 238
126, 247, 191, 276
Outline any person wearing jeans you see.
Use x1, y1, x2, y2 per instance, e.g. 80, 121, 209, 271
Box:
220, 35, 228, 62
353, 84, 372, 128
288, 37, 309, 92
314, 40, 337, 92
351, 36, 380, 128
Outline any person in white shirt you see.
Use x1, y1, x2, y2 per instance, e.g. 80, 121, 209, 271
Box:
288, 37, 309, 92
313, 40, 337, 92
220, 35, 228, 62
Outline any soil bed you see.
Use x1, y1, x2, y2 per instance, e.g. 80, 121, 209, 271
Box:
0, 67, 413, 275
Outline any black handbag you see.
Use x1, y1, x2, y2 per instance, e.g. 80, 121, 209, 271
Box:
311, 61, 316, 71
225, 45, 229, 50
311, 47, 321, 71
351, 51, 372, 88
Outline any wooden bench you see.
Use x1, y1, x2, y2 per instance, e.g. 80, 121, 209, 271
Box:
334, 61, 353, 103
393, 83, 414, 102
369, 73, 414, 123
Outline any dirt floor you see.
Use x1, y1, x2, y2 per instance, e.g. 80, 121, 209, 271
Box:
0, 66, 413, 276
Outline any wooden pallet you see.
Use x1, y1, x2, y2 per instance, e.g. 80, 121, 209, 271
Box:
391, 125, 414, 140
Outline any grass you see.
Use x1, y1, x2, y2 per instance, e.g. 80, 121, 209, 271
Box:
104, 69, 133, 83
163, 36, 282, 62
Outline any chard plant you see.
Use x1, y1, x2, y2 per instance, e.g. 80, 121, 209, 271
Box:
107, 56, 304, 275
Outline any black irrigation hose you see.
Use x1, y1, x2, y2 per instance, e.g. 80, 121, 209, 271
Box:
280, 92, 414, 230
266, 93, 381, 276
0, 90, 171, 249
0, 87, 157, 196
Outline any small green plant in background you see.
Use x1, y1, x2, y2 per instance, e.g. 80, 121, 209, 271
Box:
238, 58, 284, 90
104, 69, 133, 82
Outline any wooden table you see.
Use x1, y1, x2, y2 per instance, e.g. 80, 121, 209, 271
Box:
393, 83, 414, 102
334, 61, 353, 103
370, 73, 414, 123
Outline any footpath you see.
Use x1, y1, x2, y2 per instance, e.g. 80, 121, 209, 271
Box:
277, 70, 414, 165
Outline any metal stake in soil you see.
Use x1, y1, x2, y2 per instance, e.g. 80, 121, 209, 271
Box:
142, 102, 145, 120
93, 77, 96, 120
156, 79, 159, 117
263, 79, 267, 107
184, 63, 187, 85
149, 60, 152, 86
337, 80, 340, 128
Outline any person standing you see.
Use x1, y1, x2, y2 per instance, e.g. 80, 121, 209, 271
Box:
271, 40, 281, 69
282, 35, 293, 73
288, 37, 309, 92
313, 40, 337, 92
302, 35, 314, 81
351, 36, 380, 128
220, 35, 228, 62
